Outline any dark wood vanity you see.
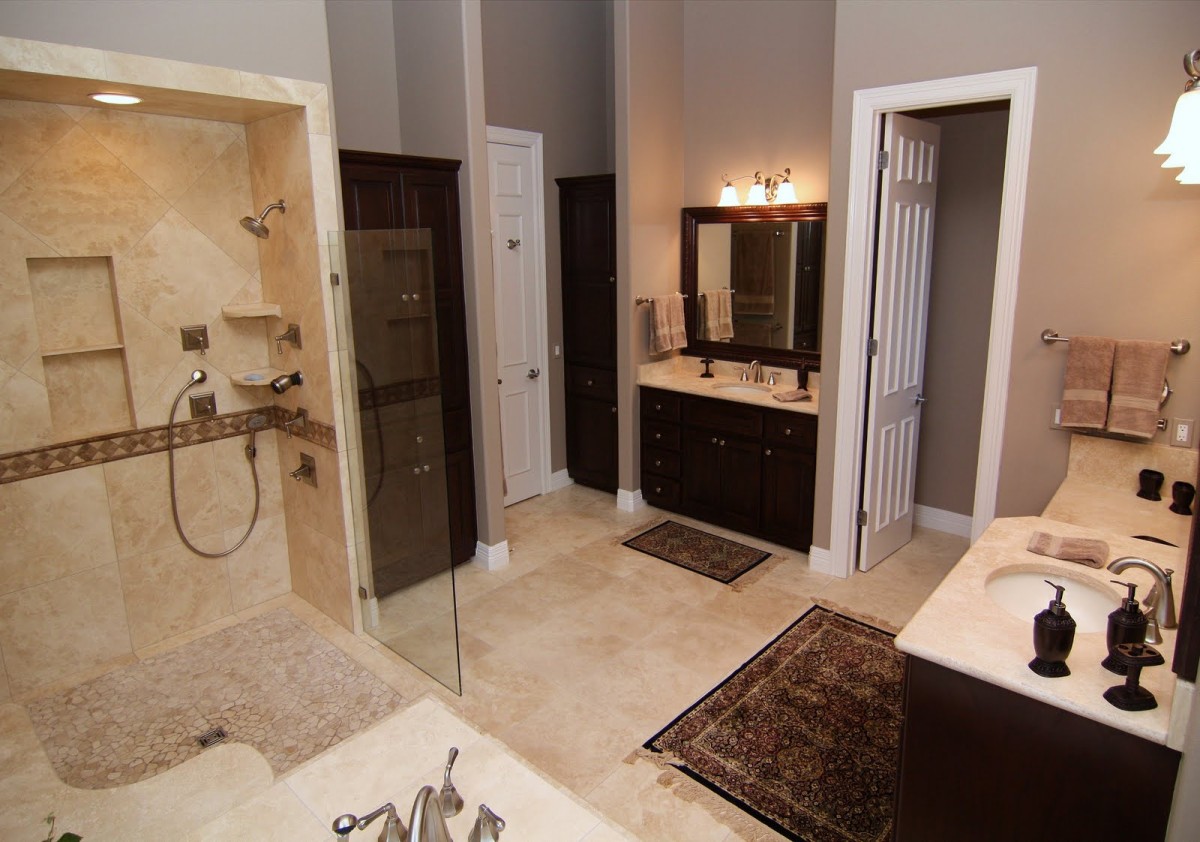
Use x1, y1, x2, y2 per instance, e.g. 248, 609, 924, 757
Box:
640, 386, 816, 550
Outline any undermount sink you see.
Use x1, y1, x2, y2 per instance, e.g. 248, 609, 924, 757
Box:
712, 383, 771, 396
984, 566, 1118, 633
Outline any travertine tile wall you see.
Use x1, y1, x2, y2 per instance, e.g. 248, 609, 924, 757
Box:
0, 100, 293, 695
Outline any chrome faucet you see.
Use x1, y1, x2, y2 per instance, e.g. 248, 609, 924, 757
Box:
1107, 556, 1177, 644
408, 785, 454, 842
748, 360, 762, 383
332, 802, 406, 842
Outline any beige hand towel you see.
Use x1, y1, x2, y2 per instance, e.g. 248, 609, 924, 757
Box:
1026, 531, 1109, 569
650, 292, 687, 354
772, 388, 812, 403
709, 289, 734, 341
1059, 335, 1115, 429
1106, 340, 1170, 439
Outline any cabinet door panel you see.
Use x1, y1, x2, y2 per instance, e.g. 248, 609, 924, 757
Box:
681, 429, 722, 519
719, 437, 762, 534
567, 395, 617, 491
761, 445, 815, 549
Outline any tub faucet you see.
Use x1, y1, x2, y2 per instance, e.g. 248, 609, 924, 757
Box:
408, 785, 454, 842
1107, 556, 1177, 644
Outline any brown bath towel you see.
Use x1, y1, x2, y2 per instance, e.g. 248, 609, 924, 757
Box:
704, 288, 734, 341
1059, 335, 1114, 429
772, 388, 813, 403
1026, 531, 1109, 569
650, 292, 687, 354
1106, 340, 1170, 439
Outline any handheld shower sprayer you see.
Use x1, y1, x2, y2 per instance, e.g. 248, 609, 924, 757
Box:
239, 200, 286, 239
244, 413, 271, 458
270, 370, 303, 394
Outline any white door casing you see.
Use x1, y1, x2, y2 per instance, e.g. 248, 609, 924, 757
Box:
823, 67, 1037, 579
859, 113, 940, 571
486, 129, 550, 506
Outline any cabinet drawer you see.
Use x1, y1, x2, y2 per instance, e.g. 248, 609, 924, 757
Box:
683, 396, 762, 438
568, 365, 616, 400
764, 411, 817, 450
641, 473, 680, 508
642, 419, 681, 451
643, 445, 680, 478
641, 388, 681, 421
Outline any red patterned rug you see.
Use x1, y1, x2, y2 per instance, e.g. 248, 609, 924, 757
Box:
622, 520, 770, 583
643, 607, 904, 841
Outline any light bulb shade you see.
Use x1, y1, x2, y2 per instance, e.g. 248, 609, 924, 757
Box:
774, 180, 799, 204
1155, 88, 1200, 163
718, 183, 740, 206
746, 183, 768, 205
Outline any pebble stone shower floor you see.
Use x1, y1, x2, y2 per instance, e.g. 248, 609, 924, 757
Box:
25, 609, 403, 788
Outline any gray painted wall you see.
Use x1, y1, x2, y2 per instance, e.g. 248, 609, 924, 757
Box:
326, 0, 402, 153
480, 0, 612, 475
914, 106, 1007, 518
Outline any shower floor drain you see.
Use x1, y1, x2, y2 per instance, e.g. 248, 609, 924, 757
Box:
196, 727, 228, 748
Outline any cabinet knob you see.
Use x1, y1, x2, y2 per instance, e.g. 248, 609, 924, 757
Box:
656, 433, 662, 440
711, 437, 718, 444
587, 379, 594, 386
609, 276, 616, 284
655, 403, 662, 411
655, 486, 662, 494
611, 406, 617, 413
785, 427, 792, 436
655, 459, 662, 467
765, 448, 773, 456
720, 439, 726, 446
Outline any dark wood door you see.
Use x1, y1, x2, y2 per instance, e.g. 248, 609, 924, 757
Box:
339, 150, 477, 566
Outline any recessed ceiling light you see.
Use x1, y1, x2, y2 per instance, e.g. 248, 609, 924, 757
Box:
89, 92, 142, 105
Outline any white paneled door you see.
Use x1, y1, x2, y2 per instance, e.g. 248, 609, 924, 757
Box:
488, 134, 548, 506
859, 112, 941, 571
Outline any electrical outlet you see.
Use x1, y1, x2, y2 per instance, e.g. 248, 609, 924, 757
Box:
1050, 404, 1063, 429
553, 344, 562, 359
1172, 418, 1194, 448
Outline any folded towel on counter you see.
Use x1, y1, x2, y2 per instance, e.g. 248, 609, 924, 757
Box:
649, 292, 687, 354
772, 388, 813, 403
1106, 339, 1170, 439
1026, 531, 1109, 569
705, 289, 734, 341
1059, 335, 1115, 429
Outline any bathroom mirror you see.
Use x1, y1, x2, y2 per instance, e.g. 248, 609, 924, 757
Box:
682, 203, 826, 372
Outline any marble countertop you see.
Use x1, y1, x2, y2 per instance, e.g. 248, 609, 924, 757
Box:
895, 515, 1182, 744
1044, 477, 1193, 550
637, 357, 819, 416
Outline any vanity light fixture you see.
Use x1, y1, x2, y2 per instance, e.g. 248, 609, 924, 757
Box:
717, 168, 799, 206
1154, 50, 1200, 183
89, 92, 143, 105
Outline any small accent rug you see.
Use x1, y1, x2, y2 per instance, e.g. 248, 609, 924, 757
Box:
622, 520, 771, 583
26, 609, 403, 789
642, 607, 904, 842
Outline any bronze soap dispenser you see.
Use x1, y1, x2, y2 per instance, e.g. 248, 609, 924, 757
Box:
1029, 580, 1076, 678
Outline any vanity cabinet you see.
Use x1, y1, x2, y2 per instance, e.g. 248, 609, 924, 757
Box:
895, 657, 1179, 841
560, 174, 617, 492
640, 387, 815, 550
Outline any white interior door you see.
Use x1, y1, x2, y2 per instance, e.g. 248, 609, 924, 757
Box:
859, 112, 941, 571
487, 135, 547, 506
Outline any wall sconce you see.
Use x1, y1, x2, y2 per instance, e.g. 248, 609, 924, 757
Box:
1155, 49, 1200, 183
718, 168, 799, 206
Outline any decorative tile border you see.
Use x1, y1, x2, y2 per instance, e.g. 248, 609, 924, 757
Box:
0, 408, 338, 485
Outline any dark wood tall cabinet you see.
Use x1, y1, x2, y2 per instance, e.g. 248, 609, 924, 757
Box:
558, 174, 618, 492
339, 150, 477, 566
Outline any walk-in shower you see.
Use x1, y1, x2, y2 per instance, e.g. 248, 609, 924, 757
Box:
240, 200, 286, 239
168, 369, 268, 557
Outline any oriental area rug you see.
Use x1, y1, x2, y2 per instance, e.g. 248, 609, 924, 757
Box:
622, 520, 771, 583
643, 607, 904, 842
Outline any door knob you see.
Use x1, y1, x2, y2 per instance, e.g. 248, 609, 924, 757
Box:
506, 238, 521, 250
527, 368, 541, 379
915, 393, 928, 405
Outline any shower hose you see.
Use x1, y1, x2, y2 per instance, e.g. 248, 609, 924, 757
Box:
167, 371, 262, 558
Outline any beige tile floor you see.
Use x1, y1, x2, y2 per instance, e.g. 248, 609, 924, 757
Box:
0, 484, 965, 841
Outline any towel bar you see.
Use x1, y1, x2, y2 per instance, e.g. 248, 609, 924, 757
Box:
1041, 329, 1190, 355
635, 294, 689, 306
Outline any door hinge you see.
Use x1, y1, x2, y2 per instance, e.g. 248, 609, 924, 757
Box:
867, 338, 879, 356
357, 585, 368, 600
856, 510, 868, 527
330, 272, 341, 287
877, 150, 889, 171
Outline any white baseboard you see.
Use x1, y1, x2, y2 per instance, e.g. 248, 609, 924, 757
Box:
914, 504, 973, 538
548, 470, 574, 492
808, 545, 836, 576
616, 488, 645, 512
472, 539, 510, 571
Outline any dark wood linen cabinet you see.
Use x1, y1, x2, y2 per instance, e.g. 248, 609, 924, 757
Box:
558, 174, 618, 492
338, 150, 477, 566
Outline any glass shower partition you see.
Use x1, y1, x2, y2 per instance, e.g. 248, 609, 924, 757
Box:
330, 228, 461, 694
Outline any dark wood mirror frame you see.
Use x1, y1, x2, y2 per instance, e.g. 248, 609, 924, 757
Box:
681, 202, 826, 373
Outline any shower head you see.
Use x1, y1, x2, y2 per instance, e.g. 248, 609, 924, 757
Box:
245, 413, 271, 458
270, 370, 303, 394
239, 200, 286, 239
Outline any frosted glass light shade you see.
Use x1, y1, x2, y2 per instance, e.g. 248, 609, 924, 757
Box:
1155, 88, 1200, 166
718, 184, 740, 206
746, 183, 768, 205
775, 180, 799, 204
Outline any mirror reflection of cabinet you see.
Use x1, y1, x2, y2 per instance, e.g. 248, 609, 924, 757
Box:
683, 203, 826, 372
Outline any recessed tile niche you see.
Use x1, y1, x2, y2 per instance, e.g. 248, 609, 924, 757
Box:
28, 256, 135, 439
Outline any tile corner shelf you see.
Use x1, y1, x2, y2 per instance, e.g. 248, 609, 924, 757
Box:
232, 368, 286, 386
222, 303, 283, 319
